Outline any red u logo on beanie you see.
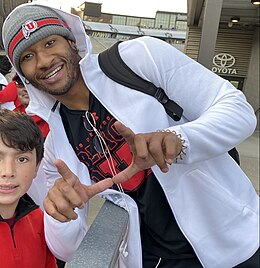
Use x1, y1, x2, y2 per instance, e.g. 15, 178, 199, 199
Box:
22, 20, 38, 39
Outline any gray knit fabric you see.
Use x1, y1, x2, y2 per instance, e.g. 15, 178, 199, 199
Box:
3, 5, 75, 73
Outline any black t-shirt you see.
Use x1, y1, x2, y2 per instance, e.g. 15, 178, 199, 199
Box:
59, 92, 196, 259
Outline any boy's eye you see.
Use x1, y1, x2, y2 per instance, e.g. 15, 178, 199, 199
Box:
18, 157, 29, 163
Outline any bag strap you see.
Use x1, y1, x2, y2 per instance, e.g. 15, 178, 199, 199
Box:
98, 41, 183, 121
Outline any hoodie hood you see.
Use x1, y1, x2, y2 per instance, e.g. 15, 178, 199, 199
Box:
2, 2, 92, 121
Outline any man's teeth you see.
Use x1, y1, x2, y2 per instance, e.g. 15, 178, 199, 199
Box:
45, 66, 62, 79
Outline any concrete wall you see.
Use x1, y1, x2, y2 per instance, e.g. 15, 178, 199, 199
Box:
244, 28, 260, 130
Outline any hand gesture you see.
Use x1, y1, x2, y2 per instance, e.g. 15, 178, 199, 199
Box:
111, 121, 182, 184
44, 122, 182, 222
44, 159, 113, 222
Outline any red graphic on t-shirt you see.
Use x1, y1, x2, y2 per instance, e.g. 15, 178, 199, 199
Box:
76, 115, 146, 191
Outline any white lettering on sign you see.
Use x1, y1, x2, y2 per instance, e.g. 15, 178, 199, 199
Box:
212, 53, 238, 75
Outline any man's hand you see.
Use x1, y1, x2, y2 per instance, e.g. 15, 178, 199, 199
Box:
111, 121, 182, 184
44, 159, 113, 222
44, 122, 182, 222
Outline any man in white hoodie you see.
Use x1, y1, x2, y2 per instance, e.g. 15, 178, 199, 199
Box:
2, 3, 259, 268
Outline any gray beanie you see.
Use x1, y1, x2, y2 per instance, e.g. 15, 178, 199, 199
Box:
3, 5, 76, 73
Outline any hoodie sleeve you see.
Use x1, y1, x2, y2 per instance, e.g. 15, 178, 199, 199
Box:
120, 37, 257, 164
42, 131, 89, 262
44, 212, 88, 262
0, 81, 18, 104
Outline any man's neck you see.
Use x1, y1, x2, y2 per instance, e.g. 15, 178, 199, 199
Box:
56, 74, 90, 111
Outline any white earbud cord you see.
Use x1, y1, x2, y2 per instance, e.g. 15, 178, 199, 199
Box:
85, 112, 129, 212
155, 257, 162, 268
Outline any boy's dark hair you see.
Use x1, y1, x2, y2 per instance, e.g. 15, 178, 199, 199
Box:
0, 109, 44, 164
0, 55, 12, 76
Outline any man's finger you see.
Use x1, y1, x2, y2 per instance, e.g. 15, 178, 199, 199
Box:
55, 159, 78, 186
83, 178, 113, 202
114, 121, 137, 154
110, 164, 139, 185
50, 179, 84, 208
163, 132, 182, 164
43, 197, 78, 222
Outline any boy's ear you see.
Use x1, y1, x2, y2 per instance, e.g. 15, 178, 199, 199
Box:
33, 161, 41, 179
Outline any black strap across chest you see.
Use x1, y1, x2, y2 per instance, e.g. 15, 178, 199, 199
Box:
98, 41, 183, 121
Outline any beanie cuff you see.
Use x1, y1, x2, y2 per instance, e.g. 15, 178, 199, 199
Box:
9, 18, 71, 63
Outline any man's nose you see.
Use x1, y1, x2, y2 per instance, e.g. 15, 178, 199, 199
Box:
36, 51, 53, 69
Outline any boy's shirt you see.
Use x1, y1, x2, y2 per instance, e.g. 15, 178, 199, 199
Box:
0, 194, 57, 268
3, 213, 16, 228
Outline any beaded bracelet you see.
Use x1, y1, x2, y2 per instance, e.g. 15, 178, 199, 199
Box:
160, 129, 187, 163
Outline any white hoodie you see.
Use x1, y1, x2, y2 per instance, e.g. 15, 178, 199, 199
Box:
3, 3, 259, 268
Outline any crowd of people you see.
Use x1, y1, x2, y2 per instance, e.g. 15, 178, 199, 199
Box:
0, 2, 259, 268
0, 72, 49, 138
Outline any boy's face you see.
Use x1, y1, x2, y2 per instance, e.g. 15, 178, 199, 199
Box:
0, 137, 39, 216
19, 34, 81, 97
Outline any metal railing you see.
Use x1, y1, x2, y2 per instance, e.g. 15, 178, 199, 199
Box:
67, 200, 129, 268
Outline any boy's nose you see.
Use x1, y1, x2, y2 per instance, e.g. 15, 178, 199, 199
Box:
0, 161, 16, 178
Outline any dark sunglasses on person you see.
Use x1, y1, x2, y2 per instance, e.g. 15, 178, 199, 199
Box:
15, 80, 24, 88
82, 111, 109, 155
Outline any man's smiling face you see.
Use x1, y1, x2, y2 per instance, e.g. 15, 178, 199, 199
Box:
20, 35, 81, 96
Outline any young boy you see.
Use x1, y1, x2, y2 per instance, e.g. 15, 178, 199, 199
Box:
0, 109, 57, 267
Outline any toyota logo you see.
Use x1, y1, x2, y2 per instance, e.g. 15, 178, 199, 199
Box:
213, 53, 236, 68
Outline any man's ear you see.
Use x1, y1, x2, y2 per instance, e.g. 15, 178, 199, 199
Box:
68, 40, 77, 51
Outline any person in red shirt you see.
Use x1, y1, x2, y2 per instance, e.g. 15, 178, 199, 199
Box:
2, 77, 63, 267
0, 109, 57, 268
0, 75, 49, 138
